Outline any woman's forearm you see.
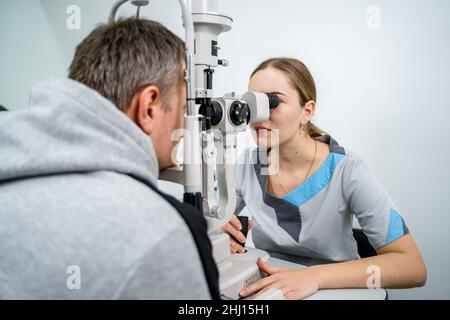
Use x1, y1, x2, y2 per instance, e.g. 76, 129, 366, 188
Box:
240, 236, 426, 299
312, 252, 427, 290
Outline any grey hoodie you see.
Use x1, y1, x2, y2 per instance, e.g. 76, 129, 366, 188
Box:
0, 78, 212, 299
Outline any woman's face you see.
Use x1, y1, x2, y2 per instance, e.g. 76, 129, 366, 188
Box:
249, 67, 307, 149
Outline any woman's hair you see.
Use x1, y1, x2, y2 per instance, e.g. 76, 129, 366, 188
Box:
251, 57, 326, 138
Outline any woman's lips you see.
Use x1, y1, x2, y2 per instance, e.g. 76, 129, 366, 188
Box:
254, 125, 271, 135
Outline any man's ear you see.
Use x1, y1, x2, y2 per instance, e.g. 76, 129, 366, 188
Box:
136, 85, 163, 135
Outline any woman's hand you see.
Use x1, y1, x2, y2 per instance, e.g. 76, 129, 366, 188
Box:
219, 215, 254, 254
239, 258, 321, 300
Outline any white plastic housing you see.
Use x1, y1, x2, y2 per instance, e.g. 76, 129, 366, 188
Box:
242, 91, 271, 124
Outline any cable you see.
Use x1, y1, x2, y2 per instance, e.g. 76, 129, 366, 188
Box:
109, 0, 129, 23
110, 0, 150, 22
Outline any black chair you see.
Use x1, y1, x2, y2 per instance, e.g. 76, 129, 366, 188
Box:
0, 105, 8, 112
353, 229, 377, 258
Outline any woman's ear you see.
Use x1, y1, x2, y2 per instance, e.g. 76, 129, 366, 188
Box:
136, 85, 162, 135
302, 100, 316, 125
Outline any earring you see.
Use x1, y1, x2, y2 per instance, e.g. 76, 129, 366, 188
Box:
301, 123, 308, 131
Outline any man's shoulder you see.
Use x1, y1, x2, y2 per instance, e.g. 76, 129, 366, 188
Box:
1, 170, 185, 236
71, 171, 186, 230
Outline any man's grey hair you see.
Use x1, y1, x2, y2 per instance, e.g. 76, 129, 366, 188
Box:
69, 18, 185, 111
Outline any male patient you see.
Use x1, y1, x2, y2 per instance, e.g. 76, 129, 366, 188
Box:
0, 19, 219, 300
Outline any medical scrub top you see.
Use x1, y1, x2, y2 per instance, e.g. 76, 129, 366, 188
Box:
234, 135, 409, 263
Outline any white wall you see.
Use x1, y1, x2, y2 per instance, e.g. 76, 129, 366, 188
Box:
1, 0, 449, 299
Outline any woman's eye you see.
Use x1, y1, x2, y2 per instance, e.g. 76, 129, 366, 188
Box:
273, 95, 283, 104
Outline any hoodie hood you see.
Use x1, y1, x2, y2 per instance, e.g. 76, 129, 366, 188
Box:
0, 78, 159, 186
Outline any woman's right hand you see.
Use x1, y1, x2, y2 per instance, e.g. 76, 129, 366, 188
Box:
220, 215, 254, 254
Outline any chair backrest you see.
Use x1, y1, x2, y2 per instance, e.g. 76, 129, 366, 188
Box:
353, 229, 377, 258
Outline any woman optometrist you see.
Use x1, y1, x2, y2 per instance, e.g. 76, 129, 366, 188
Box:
220, 58, 427, 300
